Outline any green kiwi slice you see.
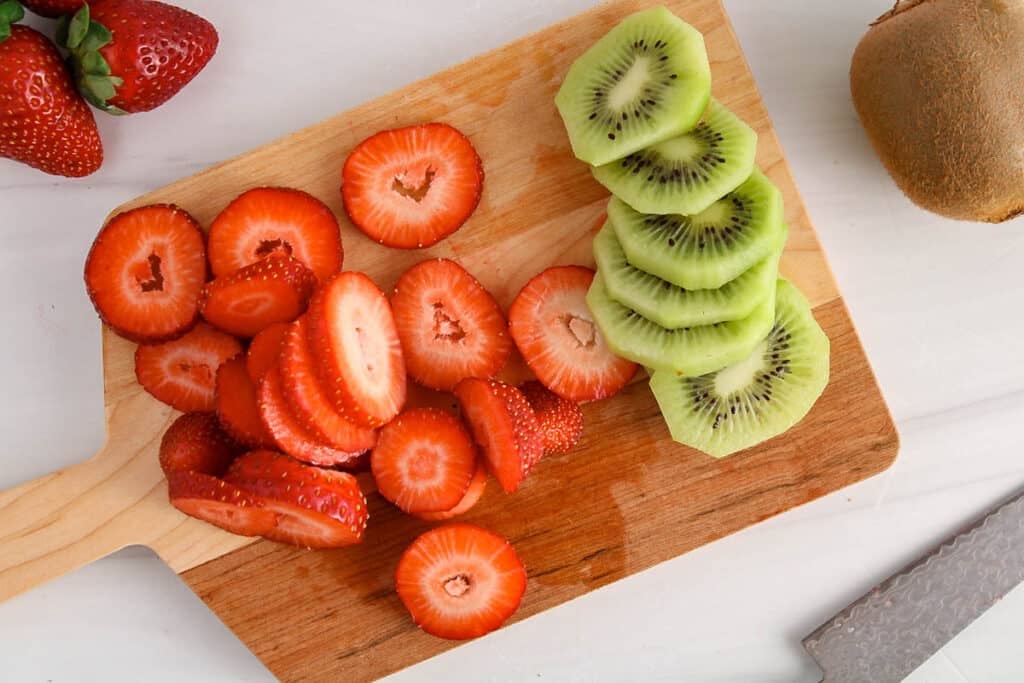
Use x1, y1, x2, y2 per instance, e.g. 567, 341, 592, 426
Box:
607, 169, 784, 290
591, 99, 757, 215
585, 271, 776, 376
555, 7, 712, 166
593, 221, 786, 328
649, 278, 829, 458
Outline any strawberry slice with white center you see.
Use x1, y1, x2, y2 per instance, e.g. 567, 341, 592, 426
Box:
415, 461, 488, 521
395, 523, 526, 640
391, 258, 512, 391
519, 381, 584, 456
307, 272, 406, 428
225, 450, 368, 548
135, 323, 243, 412
509, 265, 637, 402
200, 255, 316, 337
167, 471, 277, 537
342, 123, 484, 249
159, 412, 243, 477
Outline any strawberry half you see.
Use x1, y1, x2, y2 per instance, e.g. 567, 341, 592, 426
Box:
246, 321, 290, 383
135, 323, 242, 412
520, 381, 584, 455
158, 412, 243, 477
342, 123, 483, 249
215, 355, 275, 448
415, 462, 488, 522
168, 471, 277, 537
453, 378, 542, 493
371, 408, 477, 514
391, 258, 512, 391
200, 255, 316, 337
278, 317, 378, 453
395, 523, 526, 640
509, 266, 637, 402
225, 450, 368, 549
207, 187, 343, 282
85, 205, 206, 343
307, 272, 406, 428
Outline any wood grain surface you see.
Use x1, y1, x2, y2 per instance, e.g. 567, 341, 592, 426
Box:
0, 0, 898, 679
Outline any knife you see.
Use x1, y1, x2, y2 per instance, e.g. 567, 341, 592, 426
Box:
803, 488, 1024, 683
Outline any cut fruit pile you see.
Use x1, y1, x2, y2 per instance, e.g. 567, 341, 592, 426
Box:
556, 6, 831, 457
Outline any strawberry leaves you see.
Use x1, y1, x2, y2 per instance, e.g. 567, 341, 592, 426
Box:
57, 4, 127, 114
0, 1, 25, 42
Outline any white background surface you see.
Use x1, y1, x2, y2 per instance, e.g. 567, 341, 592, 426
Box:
1, 0, 1023, 681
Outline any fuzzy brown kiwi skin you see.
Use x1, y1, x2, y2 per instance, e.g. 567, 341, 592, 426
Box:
850, 0, 1024, 223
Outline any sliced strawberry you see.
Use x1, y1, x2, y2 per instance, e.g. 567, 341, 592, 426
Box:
509, 266, 637, 402
85, 205, 206, 343
279, 317, 378, 452
342, 123, 484, 249
453, 378, 542, 493
215, 355, 275, 448
307, 272, 406, 428
519, 381, 584, 456
395, 523, 526, 640
207, 187, 343, 282
135, 323, 243, 412
258, 368, 363, 467
225, 450, 368, 548
167, 471, 277, 537
158, 412, 243, 477
391, 258, 511, 391
246, 321, 290, 383
199, 255, 316, 337
415, 462, 488, 521
371, 408, 477, 514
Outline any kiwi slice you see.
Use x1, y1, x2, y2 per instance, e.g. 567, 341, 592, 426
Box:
593, 221, 786, 329
592, 99, 757, 215
585, 271, 775, 377
607, 169, 783, 290
554, 7, 712, 166
649, 278, 829, 458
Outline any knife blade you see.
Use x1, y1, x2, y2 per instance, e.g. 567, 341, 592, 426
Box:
803, 488, 1024, 683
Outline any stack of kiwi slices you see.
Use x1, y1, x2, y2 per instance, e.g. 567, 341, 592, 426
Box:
556, 6, 831, 458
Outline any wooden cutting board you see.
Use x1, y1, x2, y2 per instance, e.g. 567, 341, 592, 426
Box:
0, 0, 899, 680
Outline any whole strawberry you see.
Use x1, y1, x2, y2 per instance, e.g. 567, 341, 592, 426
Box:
21, 0, 84, 18
59, 0, 218, 114
0, 2, 103, 177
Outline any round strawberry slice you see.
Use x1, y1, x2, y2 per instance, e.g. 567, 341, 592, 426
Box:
159, 412, 243, 477
225, 450, 368, 549
246, 321, 290, 383
453, 378, 542, 493
215, 355, 275, 448
207, 187, 343, 282
371, 408, 477, 514
85, 204, 206, 343
509, 266, 637, 402
415, 462, 488, 522
167, 471, 277, 537
135, 323, 243, 412
391, 258, 512, 391
342, 123, 484, 249
307, 272, 407, 428
395, 523, 526, 640
200, 255, 316, 337
519, 381, 584, 456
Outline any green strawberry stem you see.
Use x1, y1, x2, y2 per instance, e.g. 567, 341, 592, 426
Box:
0, 0, 25, 43
57, 3, 127, 114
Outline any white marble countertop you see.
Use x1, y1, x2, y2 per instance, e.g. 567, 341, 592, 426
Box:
2, 1, 1023, 681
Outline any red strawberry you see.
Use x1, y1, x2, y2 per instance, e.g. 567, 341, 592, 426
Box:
519, 381, 584, 455
509, 266, 637, 402
371, 408, 477, 514
258, 368, 363, 468
85, 205, 206, 343
158, 412, 243, 477
278, 317, 378, 453
200, 255, 316, 338
307, 272, 406, 428
59, 0, 217, 114
391, 258, 512, 391
246, 321, 290, 383
395, 523, 526, 640
225, 450, 368, 548
453, 378, 542, 493
342, 123, 483, 249
207, 187, 343, 282
168, 471, 277, 537
135, 323, 242, 412
415, 462, 488, 522
215, 355, 274, 448
0, 21, 102, 177
20, 0, 83, 18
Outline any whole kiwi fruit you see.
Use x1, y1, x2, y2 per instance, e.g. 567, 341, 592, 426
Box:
850, 0, 1024, 223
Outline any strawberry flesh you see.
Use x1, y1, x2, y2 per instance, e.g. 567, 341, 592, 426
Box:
246, 321, 290, 383
415, 462, 488, 521
200, 255, 316, 337
520, 381, 584, 456
135, 323, 243, 412
158, 412, 243, 477
167, 471, 277, 537
215, 355, 275, 448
